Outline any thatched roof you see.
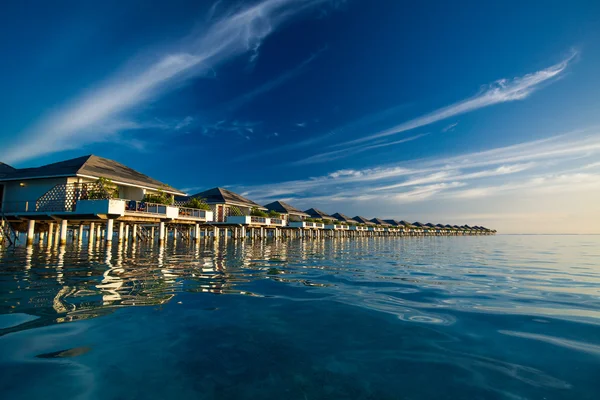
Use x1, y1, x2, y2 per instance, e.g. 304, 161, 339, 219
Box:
352, 216, 376, 225
370, 218, 391, 226
399, 220, 414, 227
413, 222, 425, 227
332, 212, 358, 224
264, 201, 309, 217
0, 155, 184, 195
384, 219, 401, 226
304, 208, 334, 220
189, 187, 266, 209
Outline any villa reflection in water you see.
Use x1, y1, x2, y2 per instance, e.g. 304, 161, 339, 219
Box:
1, 238, 367, 332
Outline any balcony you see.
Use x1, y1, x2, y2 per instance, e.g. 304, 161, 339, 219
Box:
349, 226, 369, 231
368, 227, 385, 232
289, 221, 324, 229
225, 216, 283, 226
124, 200, 178, 219
177, 207, 214, 222
325, 224, 350, 230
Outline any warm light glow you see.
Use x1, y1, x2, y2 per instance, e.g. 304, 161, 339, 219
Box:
19, 182, 26, 187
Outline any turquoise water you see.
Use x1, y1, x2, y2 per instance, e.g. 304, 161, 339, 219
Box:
1, 235, 599, 399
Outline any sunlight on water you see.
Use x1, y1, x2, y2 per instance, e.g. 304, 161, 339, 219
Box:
1, 235, 599, 399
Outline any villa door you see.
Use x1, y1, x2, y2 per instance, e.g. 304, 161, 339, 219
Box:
218, 205, 224, 222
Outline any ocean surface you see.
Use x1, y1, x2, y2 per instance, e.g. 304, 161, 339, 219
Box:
0, 235, 599, 399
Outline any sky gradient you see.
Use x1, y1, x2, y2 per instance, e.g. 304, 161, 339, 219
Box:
1, 0, 600, 234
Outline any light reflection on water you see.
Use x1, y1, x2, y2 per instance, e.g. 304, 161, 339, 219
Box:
1, 235, 600, 399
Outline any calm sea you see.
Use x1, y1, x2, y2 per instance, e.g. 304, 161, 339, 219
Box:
1, 235, 599, 399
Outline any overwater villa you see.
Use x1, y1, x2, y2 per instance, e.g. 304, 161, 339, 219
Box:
0, 155, 213, 245
1, 154, 495, 246
264, 200, 309, 222
383, 219, 401, 226
370, 218, 391, 226
304, 208, 334, 221
352, 216, 376, 225
332, 212, 357, 225
185, 187, 266, 223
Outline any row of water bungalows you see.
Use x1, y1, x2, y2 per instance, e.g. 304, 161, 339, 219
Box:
0, 154, 495, 246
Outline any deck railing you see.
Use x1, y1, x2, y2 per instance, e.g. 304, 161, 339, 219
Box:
178, 207, 208, 219
125, 200, 167, 215
250, 216, 267, 224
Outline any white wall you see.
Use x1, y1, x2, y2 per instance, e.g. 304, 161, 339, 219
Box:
119, 186, 145, 201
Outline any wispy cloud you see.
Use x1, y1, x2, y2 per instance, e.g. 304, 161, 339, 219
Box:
228, 130, 600, 207
200, 120, 260, 140
225, 49, 323, 112
174, 116, 194, 130
442, 122, 458, 132
296, 122, 307, 127
1, 0, 331, 163
290, 133, 429, 165
336, 52, 577, 147
233, 101, 413, 162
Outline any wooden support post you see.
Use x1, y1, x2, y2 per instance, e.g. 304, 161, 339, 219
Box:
60, 220, 68, 245
159, 221, 165, 244
26, 220, 35, 245
118, 222, 124, 243
106, 219, 114, 243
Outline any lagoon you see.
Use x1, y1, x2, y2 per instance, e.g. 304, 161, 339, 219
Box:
1, 235, 599, 399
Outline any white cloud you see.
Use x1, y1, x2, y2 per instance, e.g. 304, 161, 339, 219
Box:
442, 122, 458, 132
174, 116, 194, 130
226, 130, 600, 228
1, 0, 329, 163
225, 50, 322, 112
337, 51, 577, 147
291, 133, 429, 165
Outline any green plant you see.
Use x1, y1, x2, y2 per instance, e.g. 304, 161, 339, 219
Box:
143, 190, 173, 205
250, 207, 268, 217
304, 218, 315, 222
87, 177, 119, 199
183, 197, 211, 210
268, 210, 281, 218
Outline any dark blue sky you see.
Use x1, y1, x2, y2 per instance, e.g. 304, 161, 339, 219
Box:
1, 0, 600, 233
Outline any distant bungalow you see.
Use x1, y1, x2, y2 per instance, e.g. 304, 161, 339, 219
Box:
370, 218, 391, 226
332, 212, 357, 224
352, 216, 376, 225
184, 187, 266, 222
304, 208, 334, 221
264, 200, 309, 223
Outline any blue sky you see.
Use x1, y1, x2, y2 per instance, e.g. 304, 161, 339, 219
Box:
1, 0, 600, 233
